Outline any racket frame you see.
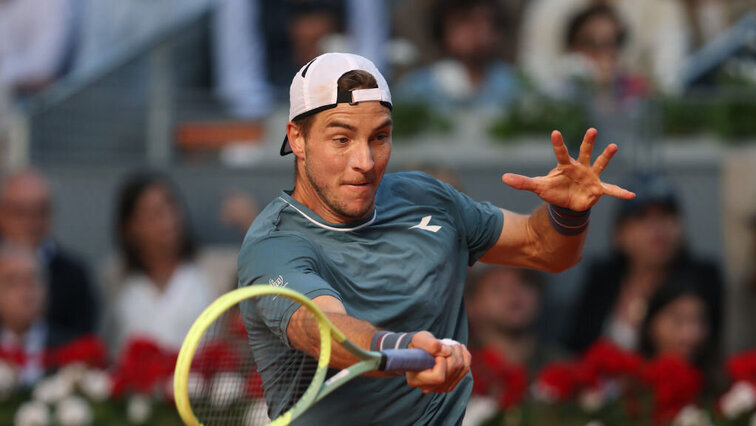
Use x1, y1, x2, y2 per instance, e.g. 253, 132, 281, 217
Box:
174, 285, 385, 426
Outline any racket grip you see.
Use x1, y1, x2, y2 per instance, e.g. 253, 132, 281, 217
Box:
380, 349, 436, 372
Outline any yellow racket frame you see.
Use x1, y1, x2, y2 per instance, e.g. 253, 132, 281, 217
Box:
174, 285, 348, 426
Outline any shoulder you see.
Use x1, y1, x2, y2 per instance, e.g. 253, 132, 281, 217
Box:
238, 232, 322, 277
244, 196, 289, 239
380, 171, 453, 201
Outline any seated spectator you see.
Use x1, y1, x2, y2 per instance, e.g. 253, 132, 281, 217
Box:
0, 169, 97, 337
110, 172, 213, 352
562, 5, 649, 102
467, 266, 567, 377
0, 243, 77, 387
0, 0, 74, 97
639, 274, 712, 367
394, 0, 520, 112
519, 0, 690, 95
567, 174, 722, 355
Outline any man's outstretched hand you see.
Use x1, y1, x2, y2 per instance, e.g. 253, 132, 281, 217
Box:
501, 128, 635, 211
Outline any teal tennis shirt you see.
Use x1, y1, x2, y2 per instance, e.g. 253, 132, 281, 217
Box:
238, 171, 503, 425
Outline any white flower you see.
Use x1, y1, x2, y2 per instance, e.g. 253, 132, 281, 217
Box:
721, 382, 756, 418
209, 372, 245, 409
58, 363, 86, 388
461, 396, 497, 426
187, 372, 206, 400
78, 369, 111, 402
55, 396, 93, 426
14, 400, 50, 426
579, 388, 605, 413
243, 399, 271, 426
0, 360, 17, 400
584, 421, 604, 426
127, 394, 152, 425
33, 374, 73, 404
673, 405, 713, 426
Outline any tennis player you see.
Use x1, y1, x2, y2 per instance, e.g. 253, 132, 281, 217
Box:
238, 52, 634, 425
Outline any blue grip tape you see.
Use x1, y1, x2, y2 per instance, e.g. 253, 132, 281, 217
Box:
380, 349, 435, 372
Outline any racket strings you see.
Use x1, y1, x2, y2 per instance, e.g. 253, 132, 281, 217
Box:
188, 293, 321, 425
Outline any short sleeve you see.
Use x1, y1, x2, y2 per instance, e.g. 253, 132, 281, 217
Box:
440, 181, 503, 265
237, 234, 341, 347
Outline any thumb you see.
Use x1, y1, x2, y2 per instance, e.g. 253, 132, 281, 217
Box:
502, 173, 539, 192
410, 331, 450, 357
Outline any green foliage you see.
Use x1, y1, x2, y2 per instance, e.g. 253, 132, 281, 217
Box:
390, 103, 453, 139
662, 95, 756, 142
487, 98, 591, 150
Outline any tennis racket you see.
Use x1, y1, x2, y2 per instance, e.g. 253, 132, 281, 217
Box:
173, 285, 436, 426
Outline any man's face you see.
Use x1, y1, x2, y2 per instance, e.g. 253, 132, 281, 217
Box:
0, 174, 52, 248
443, 5, 497, 65
0, 251, 45, 332
615, 205, 682, 268
291, 101, 392, 223
468, 269, 540, 334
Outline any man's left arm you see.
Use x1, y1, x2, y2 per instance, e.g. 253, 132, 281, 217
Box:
480, 128, 634, 272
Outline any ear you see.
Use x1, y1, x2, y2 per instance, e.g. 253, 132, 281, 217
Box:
286, 122, 306, 159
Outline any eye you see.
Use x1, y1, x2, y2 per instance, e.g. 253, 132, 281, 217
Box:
333, 137, 349, 144
375, 133, 390, 142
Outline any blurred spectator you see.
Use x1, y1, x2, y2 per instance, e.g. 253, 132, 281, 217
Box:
393, 0, 527, 67
0, 243, 78, 386
219, 190, 260, 234
467, 266, 567, 376
0, 170, 97, 337
561, 5, 649, 101
567, 174, 723, 355
638, 274, 713, 371
394, 0, 520, 112
110, 172, 212, 352
520, 0, 690, 95
215, 0, 390, 117
0, 0, 75, 97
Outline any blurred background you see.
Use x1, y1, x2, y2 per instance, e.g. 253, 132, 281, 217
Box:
1, 0, 756, 424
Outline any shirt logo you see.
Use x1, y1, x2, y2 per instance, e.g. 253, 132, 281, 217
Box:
269, 275, 288, 300
409, 215, 442, 233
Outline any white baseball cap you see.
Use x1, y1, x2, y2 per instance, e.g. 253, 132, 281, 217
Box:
280, 52, 392, 156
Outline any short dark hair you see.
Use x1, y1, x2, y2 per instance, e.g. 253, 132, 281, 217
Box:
291, 69, 379, 140
566, 4, 627, 50
115, 171, 196, 274
432, 0, 501, 46
466, 266, 543, 298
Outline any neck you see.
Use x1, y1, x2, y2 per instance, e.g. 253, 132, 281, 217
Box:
3, 321, 34, 340
291, 173, 365, 224
478, 327, 535, 365
140, 253, 179, 290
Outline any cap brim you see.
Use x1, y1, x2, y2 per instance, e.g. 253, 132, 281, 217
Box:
280, 136, 292, 156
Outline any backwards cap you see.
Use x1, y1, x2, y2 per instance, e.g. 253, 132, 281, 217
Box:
281, 52, 392, 156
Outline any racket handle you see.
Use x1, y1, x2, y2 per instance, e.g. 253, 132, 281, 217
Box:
379, 349, 436, 372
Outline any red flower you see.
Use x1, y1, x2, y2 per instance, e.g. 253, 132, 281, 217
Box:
192, 340, 242, 377
110, 337, 178, 397
0, 346, 26, 366
535, 361, 578, 401
582, 340, 642, 378
471, 346, 527, 408
726, 350, 756, 386
640, 355, 703, 423
45, 334, 107, 369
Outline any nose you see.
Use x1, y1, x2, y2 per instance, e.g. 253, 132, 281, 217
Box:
350, 139, 374, 173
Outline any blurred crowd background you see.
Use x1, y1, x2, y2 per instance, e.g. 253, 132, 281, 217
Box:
1, 0, 756, 423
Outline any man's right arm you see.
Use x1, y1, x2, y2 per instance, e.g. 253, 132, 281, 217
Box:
288, 295, 471, 394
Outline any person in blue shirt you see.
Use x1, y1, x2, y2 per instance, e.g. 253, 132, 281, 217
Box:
238, 52, 634, 425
